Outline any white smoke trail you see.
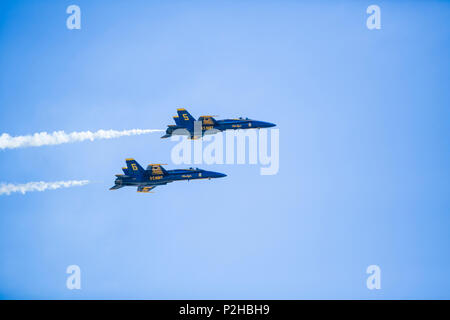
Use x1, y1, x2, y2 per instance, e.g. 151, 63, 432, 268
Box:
0, 180, 90, 195
0, 129, 163, 150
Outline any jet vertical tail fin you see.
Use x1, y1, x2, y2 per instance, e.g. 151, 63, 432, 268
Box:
176, 108, 195, 129
125, 158, 145, 178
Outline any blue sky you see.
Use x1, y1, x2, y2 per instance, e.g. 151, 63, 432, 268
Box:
0, 0, 449, 299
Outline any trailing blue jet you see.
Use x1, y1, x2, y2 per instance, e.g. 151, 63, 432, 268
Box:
161, 108, 276, 139
110, 159, 227, 193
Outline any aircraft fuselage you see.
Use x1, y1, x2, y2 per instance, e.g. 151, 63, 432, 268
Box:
111, 160, 226, 192
161, 109, 276, 139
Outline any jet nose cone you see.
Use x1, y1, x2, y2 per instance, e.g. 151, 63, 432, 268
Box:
253, 121, 276, 128
208, 171, 227, 178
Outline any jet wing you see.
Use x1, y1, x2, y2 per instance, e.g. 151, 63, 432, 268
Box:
146, 164, 168, 175
137, 185, 158, 193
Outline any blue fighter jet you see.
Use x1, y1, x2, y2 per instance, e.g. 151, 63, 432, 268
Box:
110, 159, 227, 193
161, 108, 276, 139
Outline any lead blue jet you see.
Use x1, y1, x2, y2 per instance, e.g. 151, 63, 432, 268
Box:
161, 108, 276, 139
110, 159, 227, 193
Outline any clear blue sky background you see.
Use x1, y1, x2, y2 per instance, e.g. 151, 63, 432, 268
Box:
0, 0, 449, 299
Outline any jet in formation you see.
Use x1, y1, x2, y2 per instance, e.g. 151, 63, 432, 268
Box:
110, 159, 227, 193
161, 108, 276, 139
